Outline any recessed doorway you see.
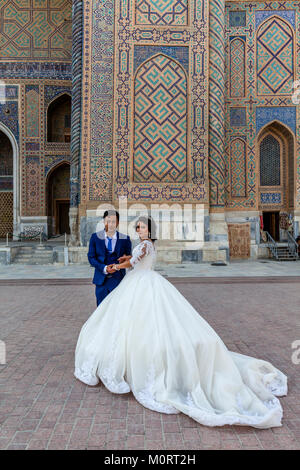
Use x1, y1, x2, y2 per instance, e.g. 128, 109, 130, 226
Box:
46, 162, 70, 236
263, 211, 279, 241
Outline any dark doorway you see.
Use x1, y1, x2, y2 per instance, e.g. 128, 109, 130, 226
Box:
57, 201, 70, 234
263, 211, 279, 241
46, 162, 70, 236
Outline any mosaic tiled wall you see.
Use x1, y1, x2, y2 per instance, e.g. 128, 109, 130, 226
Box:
0, 0, 72, 60
135, 0, 188, 25
230, 137, 246, 198
225, 2, 300, 211
0, 82, 71, 217
83, 0, 209, 204
209, 0, 226, 208
21, 84, 72, 216
229, 38, 245, 98
134, 54, 187, 183
0, 0, 72, 219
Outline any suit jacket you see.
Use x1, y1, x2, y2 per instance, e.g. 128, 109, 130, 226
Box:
88, 230, 132, 286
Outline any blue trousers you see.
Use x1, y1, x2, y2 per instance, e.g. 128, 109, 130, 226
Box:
95, 278, 122, 307
95, 284, 111, 307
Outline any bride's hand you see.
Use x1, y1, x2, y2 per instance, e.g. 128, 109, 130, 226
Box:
118, 255, 131, 263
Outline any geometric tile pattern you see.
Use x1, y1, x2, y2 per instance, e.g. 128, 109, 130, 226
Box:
25, 142, 40, 151
18, 81, 72, 218
87, 0, 115, 202
25, 87, 39, 137
257, 17, 294, 95
134, 54, 187, 182
0, 102, 19, 143
209, 0, 226, 207
0, 191, 13, 237
226, 3, 300, 211
256, 107, 296, 135
230, 107, 246, 127
94, 0, 209, 203
25, 156, 40, 216
44, 85, 72, 108
44, 155, 71, 176
260, 192, 281, 204
229, 10, 246, 28
230, 138, 246, 198
83, 1, 300, 211
0, 0, 72, 60
255, 10, 295, 29
134, 45, 189, 73
0, 62, 71, 79
135, 0, 188, 26
230, 38, 245, 97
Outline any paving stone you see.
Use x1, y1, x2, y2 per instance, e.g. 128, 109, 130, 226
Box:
0, 279, 299, 450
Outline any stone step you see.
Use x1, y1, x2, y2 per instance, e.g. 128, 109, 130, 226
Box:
13, 256, 53, 260
17, 248, 52, 253
277, 258, 298, 261
14, 252, 53, 258
16, 250, 53, 255
12, 260, 53, 265
13, 258, 53, 263
13, 247, 54, 264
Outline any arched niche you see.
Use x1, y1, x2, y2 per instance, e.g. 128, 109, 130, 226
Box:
47, 94, 71, 143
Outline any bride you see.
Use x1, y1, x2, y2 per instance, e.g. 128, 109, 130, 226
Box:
74, 216, 287, 428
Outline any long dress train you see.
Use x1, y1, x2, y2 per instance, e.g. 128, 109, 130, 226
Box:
74, 239, 287, 428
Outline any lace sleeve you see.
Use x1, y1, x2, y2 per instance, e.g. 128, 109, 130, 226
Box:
129, 240, 153, 267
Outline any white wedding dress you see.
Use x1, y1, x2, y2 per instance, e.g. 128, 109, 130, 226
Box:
74, 239, 287, 428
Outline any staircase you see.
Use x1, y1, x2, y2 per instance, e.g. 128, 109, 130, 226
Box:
265, 231, 299, 261
12, 246, 54, 265
276, 246, 298, 261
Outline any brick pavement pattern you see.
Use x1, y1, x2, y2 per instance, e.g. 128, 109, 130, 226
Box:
0, 279, 300, 450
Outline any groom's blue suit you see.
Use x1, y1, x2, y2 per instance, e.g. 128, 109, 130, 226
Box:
88, 230, 132, 306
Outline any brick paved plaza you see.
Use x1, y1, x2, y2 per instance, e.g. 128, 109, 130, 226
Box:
0, 277, 300, 450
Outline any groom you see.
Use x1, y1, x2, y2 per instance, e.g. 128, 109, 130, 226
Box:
88, 210, 132, 306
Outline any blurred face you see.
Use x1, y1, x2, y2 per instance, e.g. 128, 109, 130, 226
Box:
104, 215, 118, 234
136, 221, 149, 240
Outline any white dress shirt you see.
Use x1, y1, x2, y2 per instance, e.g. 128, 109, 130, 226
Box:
103, 231, 117, 275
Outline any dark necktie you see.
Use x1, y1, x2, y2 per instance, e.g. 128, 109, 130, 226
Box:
107, 237, 112, 253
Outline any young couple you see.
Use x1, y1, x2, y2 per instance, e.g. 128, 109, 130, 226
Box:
74, 210, 287, 429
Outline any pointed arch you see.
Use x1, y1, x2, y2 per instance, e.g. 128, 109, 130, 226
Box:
0, 122, 19, 238
257, 121, 295, 210
46, 93, 71, 142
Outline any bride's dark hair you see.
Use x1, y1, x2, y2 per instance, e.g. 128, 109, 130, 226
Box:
135, 216, 157, 242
